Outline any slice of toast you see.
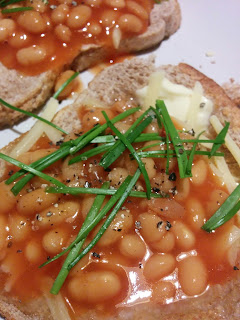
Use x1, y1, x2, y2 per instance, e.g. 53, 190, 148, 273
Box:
0, 0, 181, 128
0, 57, 239, 320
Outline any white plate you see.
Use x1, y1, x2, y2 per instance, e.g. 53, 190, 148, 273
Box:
0, 0, 240, 149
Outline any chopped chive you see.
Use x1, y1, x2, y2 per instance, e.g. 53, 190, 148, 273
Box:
2, 6, 33, 13
100, 108, 153, 169
49, 182, 110, 295
0, 0, 23, 8
185, 131, 205, 175
202, 184, 240, 232
210, 122, 230, 157
137, 150, 224, 158
90, 135, 116, 144
45, 185, 165, 198
7, 108, 139, 194
0, 98, 68, 135
156, 100, 190, 178
53, 72, 79, 99
68, 170, 141, 270
103, 112, 151, 199
0, 153, 65, 194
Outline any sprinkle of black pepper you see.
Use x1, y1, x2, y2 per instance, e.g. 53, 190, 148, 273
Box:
66, 179, 71, 183
93, 123, 99, 127
165, 221, 172, 231
47, 256, 51, 260
157, 221, 163, 229
104, 168, 111, 172
170, 186, 177, 196
117, 228, 122, 232
178, 148, 184, 154
127, 200, 132, 203
168, 172, 176, 181
84, 181, 90, 188
56, 139, 64, 146
152, 187, 160, 193
17, 249, 22, 253
139, 263, 143, 269
188, 128, 195, 136
7, 241, 13, 248
92, 252, 101, 259
135, 221, 142, 229
233, 266, 239, 270
8, 170, 14, 176
200, 102, 205, 108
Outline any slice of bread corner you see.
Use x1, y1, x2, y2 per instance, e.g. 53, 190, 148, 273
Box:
0, 0, 181, 128
1, 56, 240, 320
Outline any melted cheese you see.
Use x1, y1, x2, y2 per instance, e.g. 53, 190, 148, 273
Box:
136, 72, 213, 133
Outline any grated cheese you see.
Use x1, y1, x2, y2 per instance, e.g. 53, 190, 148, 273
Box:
10, 98, 61, 158
210, 115, 240, 167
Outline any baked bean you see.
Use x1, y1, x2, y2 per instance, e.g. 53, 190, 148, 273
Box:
0, 19, 16, 42
141, 158, 156, 180
16, 45, 47, 66
82, 108, 114, 131
57, 0, 72, 4
54, 24, 72, 42
0, 182, 17, 215
119, 234, 146, 259
108, 167, 128, 187
88, 22, 102, 36
191, 159, 208, 186
151, 172, 174, 194
207, 189, 229, 217
186, 198, 205, 231
69, 253, 90, 276
160, 157, 177, 172
67, 5, 92, 29
139, 213, 166, 243
34, 201, 80, 229
100, 10, 119, 27
150, 231, 175, 253
62, 156, 84, 183
68, 271, 121, 303
149, 198, 185, 220
85, 0, 102, 6
51, 4, 69, 25
178, 256, 207, 296
54, 70, 77, 99
118, 14, 143, 33
93, 210, 133, 247
114, 122, 130, 134
25, 240, 43, 263
144, 253, 176, 281
9, 31, 31, 48
144, 121, 159, 134
126, 1, 148, 20
17, 148, 56, 165
27, 0, 47, 13
172, 221, 196, 250
174, 177, 190, 201
0, 216, 7, 251
143, 140, 161, 152
152, 281, 176, 303
42, 228, 68, 254
124, 156, 138, 176
105, 0, 125, 9
17, 189, 59, 216
9, 215, 31, 241
18, 11, 46, 34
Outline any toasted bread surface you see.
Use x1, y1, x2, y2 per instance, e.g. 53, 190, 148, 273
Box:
0, 0, 181, 127
0, 57, 239, 320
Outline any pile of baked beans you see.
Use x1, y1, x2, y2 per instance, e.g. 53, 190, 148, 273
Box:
0, 0, 154, 74
0, 102, 237, 315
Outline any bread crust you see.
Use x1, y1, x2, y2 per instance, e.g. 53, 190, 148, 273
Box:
0, 0, 181, 128
0, 57, 239, 320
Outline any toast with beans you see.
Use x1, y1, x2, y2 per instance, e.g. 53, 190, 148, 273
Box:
0, 0, 181, 128
0, 57, 240, 320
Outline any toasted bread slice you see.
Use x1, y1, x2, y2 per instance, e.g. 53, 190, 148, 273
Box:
0, 0, 181, 128
0, 57, 239, 320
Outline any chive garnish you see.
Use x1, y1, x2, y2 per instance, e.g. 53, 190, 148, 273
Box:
1, 6, 33, 13
210, 121, 230, 157
68, 169, 141, 271
49, 182, 110, 295
102, 112, 152, 199
53, 72, 79, 99
0, 98, 68, 135
45, 185, 164, 198
0, 153, 65, 190
202, 184, 240, 232
185, 131, 205, 175
0, 0, 22, 7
